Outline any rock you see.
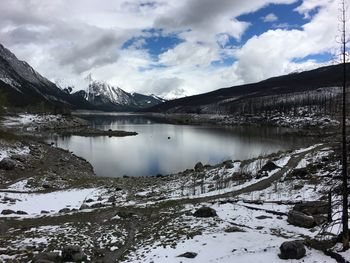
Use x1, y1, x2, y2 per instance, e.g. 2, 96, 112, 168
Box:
256, 215, 272, 220
90, 203, 104, 209
16, 210, 28, 215
116, 211, 134, 218
256, 171, 269, 179
1, 209, 15, 215
259, 161, 279, 172
293, 201, 329, 216
41, 210, 50, 214
3, 196, 17, 203
193, 207, 217, 218
224, 226, 245, 233
42, 183, 53, 189
287, 210, 316, 228
61, 245, 86, 262
194, 162, 204, 172
306, 237, 337, 250
79, 204, 90, 210
58, 208, 71, 213
0, 158, 16, 170
223, 160, 234, 168
289, 168, 308, 179
279, 241, 306, 260
108, 196, 116, 202
85, 198, 94, 203
313, 214, 328, 226
33, 252, 61, 263
178, 252, 198, 258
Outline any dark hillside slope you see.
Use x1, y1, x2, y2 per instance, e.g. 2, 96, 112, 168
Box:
0, 43, 94, 111
146, 63, 349, 113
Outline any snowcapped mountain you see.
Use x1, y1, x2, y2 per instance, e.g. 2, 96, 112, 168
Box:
0, 43, 93, 110
0, 43, 164, 112
82, 80, 166, 111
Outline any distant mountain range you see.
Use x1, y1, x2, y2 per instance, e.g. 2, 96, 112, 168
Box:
0, 43, 165, 112
1, 42, 350, 115
146, 63, 350, 114
73, 81, 166, 111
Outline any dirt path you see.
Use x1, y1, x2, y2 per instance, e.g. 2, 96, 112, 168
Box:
176, 144, 327, 205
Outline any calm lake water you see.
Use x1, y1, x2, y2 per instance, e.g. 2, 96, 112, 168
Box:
47, 113, 310, 177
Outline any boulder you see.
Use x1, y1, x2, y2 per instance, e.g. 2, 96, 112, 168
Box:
289, 168, 308, 179
287, 210, 316, 228
194, 162, 204, 172
90, 203, 104, 209
1, 209, 15, 215
61, 245, 86, 262
313, 215, 328, 226
16, 210, 28, 215
0, 158, 16, 170
279, 241, 306, 260
178, 252, 198, 258
193, 207, 217, 218
42, 183, 53, 189
58, 208, 71, 213
79, 204, 90, 210
306, 238, 337, 251
224, 226, 245, 233
293, 201, 328, 216
259, 161, 279, 172
256, 215, 272, 220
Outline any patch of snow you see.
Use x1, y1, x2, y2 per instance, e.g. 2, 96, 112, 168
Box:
127, 202, 334, 263
274, 156, 291, 167
0, 146, 30, 161
0, 188, 102, 217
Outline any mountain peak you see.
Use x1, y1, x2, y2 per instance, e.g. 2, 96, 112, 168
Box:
84, 80, 165, 111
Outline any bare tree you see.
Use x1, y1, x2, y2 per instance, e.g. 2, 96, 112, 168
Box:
339, 0, 349, 250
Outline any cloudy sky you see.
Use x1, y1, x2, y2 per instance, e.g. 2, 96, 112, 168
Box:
0, 0, 341, 98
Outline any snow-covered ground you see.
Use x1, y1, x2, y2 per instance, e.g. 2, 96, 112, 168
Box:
0, 145, 30, 161
125, 202, 334, 263
2, 114, 61, 127
0, 188, 102, 217
0, 142, 344, 262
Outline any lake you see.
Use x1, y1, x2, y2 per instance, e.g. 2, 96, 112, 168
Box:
47, 113, 310, 177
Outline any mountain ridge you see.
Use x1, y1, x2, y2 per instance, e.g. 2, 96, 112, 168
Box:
145, 63, 350, 114
0, 43, 165, 112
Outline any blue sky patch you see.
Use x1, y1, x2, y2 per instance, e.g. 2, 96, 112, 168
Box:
122, 29, 184, 57
292, 52, 334, 63
236, 0, 307, 44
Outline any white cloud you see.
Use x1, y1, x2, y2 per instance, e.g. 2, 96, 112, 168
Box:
0, 0, 341, 99
233, 0, 338, 83
262, 13, 279, 22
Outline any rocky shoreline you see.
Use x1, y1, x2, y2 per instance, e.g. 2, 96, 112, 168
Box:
0, 112, 348, 263
57, 127, 138, 137
144, 112, 341, 137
